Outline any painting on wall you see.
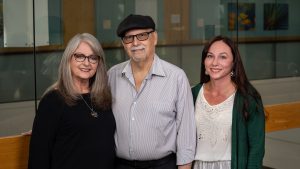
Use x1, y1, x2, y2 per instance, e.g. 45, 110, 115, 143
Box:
264, 3, 288, 30
228, 3, 255, 31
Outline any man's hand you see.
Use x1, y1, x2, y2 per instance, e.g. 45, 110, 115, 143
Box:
178, 163, 192, 169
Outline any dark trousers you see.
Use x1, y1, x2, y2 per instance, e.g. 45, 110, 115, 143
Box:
115, 153, 176, 169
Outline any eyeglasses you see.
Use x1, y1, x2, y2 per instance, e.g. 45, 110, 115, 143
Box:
122, 30, 155, 44
73, 53, 99, 64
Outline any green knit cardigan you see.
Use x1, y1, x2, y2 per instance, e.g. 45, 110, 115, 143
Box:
192, 83, 265, 169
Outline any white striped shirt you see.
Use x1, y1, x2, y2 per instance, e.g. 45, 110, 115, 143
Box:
108, 54, 196, 165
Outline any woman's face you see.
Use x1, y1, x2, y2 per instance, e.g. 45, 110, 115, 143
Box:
204, 40, 234, 82
70, 41, 98, 84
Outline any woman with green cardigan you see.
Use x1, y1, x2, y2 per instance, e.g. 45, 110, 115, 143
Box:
192, 36, 265, 169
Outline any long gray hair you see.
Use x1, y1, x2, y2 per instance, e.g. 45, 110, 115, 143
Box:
48, 33, 111, 110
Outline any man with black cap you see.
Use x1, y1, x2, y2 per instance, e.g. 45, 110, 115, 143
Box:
108, 14, 196, 169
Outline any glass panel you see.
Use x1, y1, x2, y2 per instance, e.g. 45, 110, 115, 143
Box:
0, 0, 35, 136
48, 0, 63, 45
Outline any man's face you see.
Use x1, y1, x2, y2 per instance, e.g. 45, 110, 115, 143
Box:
122, 28, 157, 63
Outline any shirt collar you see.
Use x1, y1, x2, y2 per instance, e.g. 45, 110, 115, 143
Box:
121, 54, 166, 79
151, 54, 166, 77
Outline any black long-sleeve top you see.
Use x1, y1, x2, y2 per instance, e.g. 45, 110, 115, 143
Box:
28, 90, 115, 169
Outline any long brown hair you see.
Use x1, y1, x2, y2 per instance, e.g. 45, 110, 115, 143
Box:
200, 35, 262, 120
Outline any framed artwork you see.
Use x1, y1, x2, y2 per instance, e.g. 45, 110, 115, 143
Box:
228, 3, 256, 31
264, 3, 288, 30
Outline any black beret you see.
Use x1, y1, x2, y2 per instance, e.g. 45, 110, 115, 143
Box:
117, 14, 155, 37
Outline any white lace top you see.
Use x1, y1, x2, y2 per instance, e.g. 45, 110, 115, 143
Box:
194, 86, 235, 161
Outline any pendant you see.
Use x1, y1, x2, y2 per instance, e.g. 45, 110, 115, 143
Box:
91, 111, 98, 118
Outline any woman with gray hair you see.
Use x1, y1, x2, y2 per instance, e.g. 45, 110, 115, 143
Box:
28, 33, 115, 169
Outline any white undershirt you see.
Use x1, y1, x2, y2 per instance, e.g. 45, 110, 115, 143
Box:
194, 86, 235, 161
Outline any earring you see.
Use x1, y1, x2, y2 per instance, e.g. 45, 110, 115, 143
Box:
205, 70, 208, 75
230, 71, 234, 77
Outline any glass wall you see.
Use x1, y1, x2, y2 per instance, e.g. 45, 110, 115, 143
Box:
0, 1, 299, 167
1, 0, 299, 104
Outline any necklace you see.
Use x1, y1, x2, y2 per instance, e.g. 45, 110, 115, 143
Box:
80, 95, 98, 118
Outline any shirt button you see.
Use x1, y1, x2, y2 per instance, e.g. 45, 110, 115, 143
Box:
132, 117, 135, 121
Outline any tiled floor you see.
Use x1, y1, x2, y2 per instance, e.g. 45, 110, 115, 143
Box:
263, 128, 300, 169
0, 101, 35, 137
